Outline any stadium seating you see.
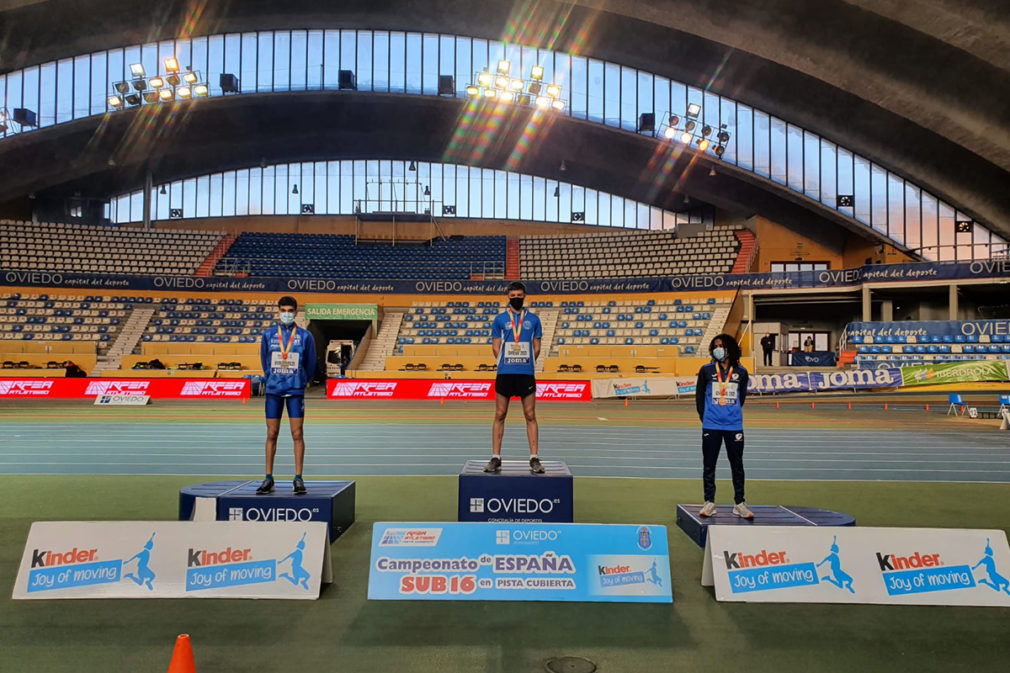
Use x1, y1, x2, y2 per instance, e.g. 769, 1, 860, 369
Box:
551, 297, 725, 350
0, 293, 128, 350
141, 297, 273, 345
520, 229, 740, 278
216, 233, 506, 279
0, 220, 224, 275
845, 323, 1010, 367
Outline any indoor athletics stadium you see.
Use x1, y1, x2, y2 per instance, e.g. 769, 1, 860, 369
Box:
2, 1, 1009, 671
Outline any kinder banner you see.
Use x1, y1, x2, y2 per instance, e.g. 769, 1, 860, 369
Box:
327, 379, 591, 401
900, 361, 1010, 387
13, 521, 330, 600
368, 522, 671, 603
0, 377, 250, 399
702, 526, 1010, 606
591, 377, 696, 398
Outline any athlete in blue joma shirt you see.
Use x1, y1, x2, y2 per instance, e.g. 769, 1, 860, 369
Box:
257, 295, 316, 495
485, 281, 544, 474
695, 333, 753, 518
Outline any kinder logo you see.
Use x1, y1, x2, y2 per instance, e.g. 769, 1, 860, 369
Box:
0, 380, 53, 396
876, 551, 943, 571
187, 546, 253, 567
598, 563, 632, 576
427, 382, 492, 398
723, 549, 789, 570
30, 547, 99, 569
378, 528, 443, 547
536, 382, 588, 400
85, 380, 150, 396
180, 381, 247, 397
332, 381, 398, 398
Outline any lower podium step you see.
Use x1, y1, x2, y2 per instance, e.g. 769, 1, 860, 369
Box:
458, 459, 573, 522
179, 480, 355, 542
676, 504, 855, 548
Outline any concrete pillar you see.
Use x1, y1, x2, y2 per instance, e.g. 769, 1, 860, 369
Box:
881, 299, 893, 322
143, 171, 153, 231
861, 286, 871, 321
949, 284, 958, 320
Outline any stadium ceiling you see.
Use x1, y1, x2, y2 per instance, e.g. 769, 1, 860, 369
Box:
1, 0, 1007, 240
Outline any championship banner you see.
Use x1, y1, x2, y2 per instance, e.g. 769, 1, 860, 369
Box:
327, 379, 591, 401
591, 377, 693, 399
900, 361, 1010, 387
0, 377, 250, 399
368, 522, 671, 603
13, 521, 330, 600
703, 526, 1010, 607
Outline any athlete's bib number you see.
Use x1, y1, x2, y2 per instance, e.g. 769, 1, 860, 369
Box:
504, 341, 531, 365
271, 351, 299, 374
712, 381, 739, 405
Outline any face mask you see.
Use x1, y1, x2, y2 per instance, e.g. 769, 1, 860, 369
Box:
279, 312, 296, 325
509, 296, 524, 311
712, 347, 726, 362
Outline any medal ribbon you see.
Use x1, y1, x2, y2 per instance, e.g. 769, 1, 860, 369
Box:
715, 363, 729, 398
277, 325, 296, 361
508, 308, 526, 343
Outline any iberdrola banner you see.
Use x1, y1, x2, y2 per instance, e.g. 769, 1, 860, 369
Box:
900, 361, 1010, 387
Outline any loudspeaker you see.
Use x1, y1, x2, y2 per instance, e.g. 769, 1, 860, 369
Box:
638, 112, 655, 133
219, 73, 239, 93
438, 75, 454, 95
338, 70, 357, 90
13, 108, 37, 127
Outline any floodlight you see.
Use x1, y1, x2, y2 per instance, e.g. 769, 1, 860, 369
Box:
125, 93, 142, 106
528, 81, 542, 95
546, 84, 561, 98
718, 131, 730, 143
193, 84, 209, 97
535, 95, 551, 109
663, 126, 676, 139
132, 79, 147, 91
130, 63, 146, 78
697, 138, 710, 151
497, 59, 511, 75
149, 77, 164, 88
701, 125, 712, 136
466, 85, 480, 97
166, 73, 181, 86
142, 91, 159, 103
684, 120, 696, 133
108, 95, 124, 108
551, 99, 565, 111
517, 93, 532, 106
164, 57, 180, 73
495, 76, 509, 89
956, 220, 973, 233
500, 91, 514, 103
114, 81, 130, 94
484, 88, 497, 99
510, 78, 523, 91
668, 115, 680, 127
686, 102, 701, 118
183, 72, 198, 84
679, 132, 692, 143
159, 88, 174, 101
477, 71, 492, 87
531, 65, 544, 81
0, 110, 6, 132
177, 86, 192, 98
714, 146, 725, 157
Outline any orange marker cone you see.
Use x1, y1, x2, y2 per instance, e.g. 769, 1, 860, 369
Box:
811, 401, 816, 410
775, 402, 780, 409
884, 403, 889, 410
167, 634, 196, 673
440, 398, 445, 405
624, 398, 629, 407
925, 404, 930, 411
847, 402, 852, 410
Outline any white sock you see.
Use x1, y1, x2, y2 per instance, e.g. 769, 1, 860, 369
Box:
530, 454, 538, 460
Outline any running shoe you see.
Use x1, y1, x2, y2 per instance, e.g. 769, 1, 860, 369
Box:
529, 456, 545, 474
732, 502, 755, 519
699, 501, 717, 517
255, 477, 275, 495
484, 456, 502, 473
293, 477, 307, 495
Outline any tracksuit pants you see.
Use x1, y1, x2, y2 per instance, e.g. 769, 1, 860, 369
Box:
702, 428, 745, 504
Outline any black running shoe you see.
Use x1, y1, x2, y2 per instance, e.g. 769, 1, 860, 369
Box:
483, 456, 502, 473
529, 456, 545, 474
255, 477, 275, 494
293, 477, 307, 495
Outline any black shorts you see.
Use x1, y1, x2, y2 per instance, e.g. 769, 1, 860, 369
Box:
495, 374, 537, 400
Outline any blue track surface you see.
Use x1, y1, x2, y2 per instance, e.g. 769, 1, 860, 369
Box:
2, 421, 1009, 482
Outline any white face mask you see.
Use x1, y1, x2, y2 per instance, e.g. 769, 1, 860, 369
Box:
712, 347, 726, 362
279, 311, 296, 325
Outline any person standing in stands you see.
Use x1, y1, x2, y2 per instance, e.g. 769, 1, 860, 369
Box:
804, 335, 815, 353
257, 296, 316, 495
486, 282, 544, 474
695, 333, 753, 519
760, 333, 774, 367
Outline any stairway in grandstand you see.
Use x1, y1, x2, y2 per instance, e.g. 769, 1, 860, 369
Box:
505, 238, 521, 280
534, 308, 560, 373
95, 307, 155, 372
359, 312, 404, 371
700, 304, 732, 348
731, 229, 758, 274
196, 234, 238, 277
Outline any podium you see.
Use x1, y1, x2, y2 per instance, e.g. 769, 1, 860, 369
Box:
179, 480, 355, 543
458, 460, 573, 523
676, 504, 855, 548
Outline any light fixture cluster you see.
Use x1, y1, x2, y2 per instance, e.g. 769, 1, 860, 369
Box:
659, 103, 731, 158
465, 60, 565, 112
108, 58, 209, 108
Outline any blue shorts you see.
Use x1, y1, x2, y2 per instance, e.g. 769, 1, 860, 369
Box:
265, 394, 305, 419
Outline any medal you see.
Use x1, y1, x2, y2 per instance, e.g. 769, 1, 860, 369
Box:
718, 397, 728, 406
277, 325, 296, 361
715, 363, 730, 405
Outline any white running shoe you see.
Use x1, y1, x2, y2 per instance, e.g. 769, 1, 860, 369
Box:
732, 502, 755, 519
699, 501, 717, 517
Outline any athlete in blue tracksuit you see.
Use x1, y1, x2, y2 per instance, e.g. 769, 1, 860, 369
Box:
257, 295, 316, 495
695, 333, 752, 518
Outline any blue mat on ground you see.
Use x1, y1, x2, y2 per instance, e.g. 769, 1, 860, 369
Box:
676, 504, 855, 548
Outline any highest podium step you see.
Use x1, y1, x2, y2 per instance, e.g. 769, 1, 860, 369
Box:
458, 459, 573, 523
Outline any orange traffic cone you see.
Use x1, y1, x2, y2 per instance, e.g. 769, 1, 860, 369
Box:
925, 404, 930, 411
624, 398, 629, 407
440, 398, 444, 405
884, 403, 889, 410
847, 402, 852, 410
167, 634, 196, 673
811, 401, 816, 410
775, 402, 780, 409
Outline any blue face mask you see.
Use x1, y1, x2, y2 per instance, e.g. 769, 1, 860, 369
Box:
279, 311, 296, 325
712, 347, 726, 362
